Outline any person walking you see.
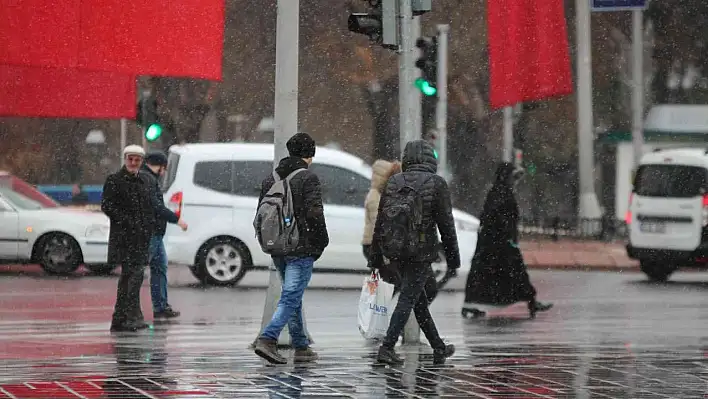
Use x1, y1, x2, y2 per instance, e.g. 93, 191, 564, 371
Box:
368, 140, 459, 366
140, 151, 188, 320
362, 160, 401, 260
101, 145, 155, 332
253, 132, 329, 365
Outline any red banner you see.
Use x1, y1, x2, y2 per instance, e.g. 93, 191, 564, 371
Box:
487, 0, 573, 109
0, 0, 224, 80
0, 65, 136, 119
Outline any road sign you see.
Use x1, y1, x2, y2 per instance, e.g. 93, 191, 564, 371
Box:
591, 0, 648, 12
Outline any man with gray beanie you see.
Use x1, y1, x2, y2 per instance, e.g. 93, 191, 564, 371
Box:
253, 132, 329, 365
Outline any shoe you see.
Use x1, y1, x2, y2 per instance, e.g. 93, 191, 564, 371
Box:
254, 338, 287, 365
154, 308, 181, 319
528, 301, 553, 318
433, 344, 455, 365
293, 347, 319, 363
376, 346, 404, 365
110, 320, 149, 332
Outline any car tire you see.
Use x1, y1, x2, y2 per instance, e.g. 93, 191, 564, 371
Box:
640, 260, 674, 282
35, 233, 82, 276
85, 264, 117, 276
193, 237, 251, 286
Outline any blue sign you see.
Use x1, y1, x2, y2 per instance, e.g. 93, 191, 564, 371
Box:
591, 0, 648, 11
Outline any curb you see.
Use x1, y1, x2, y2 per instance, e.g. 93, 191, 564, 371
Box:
526, 263, 639, 272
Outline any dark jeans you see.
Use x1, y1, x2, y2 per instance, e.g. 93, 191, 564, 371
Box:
382, 262, 445, 350
112, 263, 146, 325
148, 235, 169, 312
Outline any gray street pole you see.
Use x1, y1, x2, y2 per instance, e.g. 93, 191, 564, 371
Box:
435, 24, 449, 179
630, 8, 645, 169
398, 0, 416, 154
141, 90, 149, 150
119, 118, 127, 165
575, 0, 602, 222
411, 16, 422, 142
502, 106, 514, 162
254, 0, 313, 348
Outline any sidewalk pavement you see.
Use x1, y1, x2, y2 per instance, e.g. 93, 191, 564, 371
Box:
520, 239, 639, 271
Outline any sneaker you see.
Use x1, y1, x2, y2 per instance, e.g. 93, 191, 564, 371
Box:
293, 347, 319, 363
154, 308, 181, 319
376, 346, 404, 365
433, 344, 455, 365
254, 338, 287, 365
528, 301, 553, 318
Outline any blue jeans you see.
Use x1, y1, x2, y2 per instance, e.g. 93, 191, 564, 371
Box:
260, 256, 314, 348
148, 235, 169, 313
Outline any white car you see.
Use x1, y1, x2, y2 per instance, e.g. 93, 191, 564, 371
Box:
0, 172, 112, 275
162, 143, 479, 286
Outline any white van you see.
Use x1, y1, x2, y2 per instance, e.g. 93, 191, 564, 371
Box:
626, 148, 708, 281
161, 143, 480, 286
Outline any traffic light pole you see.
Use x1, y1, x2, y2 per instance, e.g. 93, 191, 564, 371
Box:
398, 0, 417, 155
141, 90, 149, 150
435, 24, 449, 180
502, 106, 513, 162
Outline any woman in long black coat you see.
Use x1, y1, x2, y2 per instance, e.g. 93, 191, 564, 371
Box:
462, 162, 552, 318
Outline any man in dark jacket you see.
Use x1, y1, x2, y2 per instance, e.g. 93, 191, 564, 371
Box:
253, 132, 329, 365
140, 151, 188, 319
101, 145, 156, 332
368, 140, 459, 365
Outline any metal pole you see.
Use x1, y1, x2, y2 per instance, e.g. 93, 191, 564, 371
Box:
398, 0, 415, 154
411, 16, 422, 142
575, 0, 602, 222
120, 118, 127, 165
141, 90, 149, 150
630, 9, 645, 169
254, 0, 313, 348
502, 106, 514, 162
436, 24, 449, 180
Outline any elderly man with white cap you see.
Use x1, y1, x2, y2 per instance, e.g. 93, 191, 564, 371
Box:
101, 145, 156, 332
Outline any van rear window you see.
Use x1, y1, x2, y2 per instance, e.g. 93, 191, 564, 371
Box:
161, 152, 180, 193
634, 164, 707, 198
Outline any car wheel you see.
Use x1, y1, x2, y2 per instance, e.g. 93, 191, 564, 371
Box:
85, 264, 117, 276
36, 233, 82, 275
194, 237, 251, 286
640, 260, 675, 282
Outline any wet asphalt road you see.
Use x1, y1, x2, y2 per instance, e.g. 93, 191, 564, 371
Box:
0, 267, 708, 398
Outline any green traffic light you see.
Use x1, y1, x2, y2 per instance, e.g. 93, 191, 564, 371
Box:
414, 78, 437, 96
145, 124, 162, 141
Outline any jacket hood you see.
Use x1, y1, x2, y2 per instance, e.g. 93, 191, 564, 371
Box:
494, 162, 515, 184
140, 163, 158, 177
370, 160, 397, 190
402, 140, 437, 173
275, 156, 309, 179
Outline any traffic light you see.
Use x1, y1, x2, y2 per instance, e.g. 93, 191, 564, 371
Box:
415, 36, 438, 96
347, 0, 398, 49
136, 98, 163, 142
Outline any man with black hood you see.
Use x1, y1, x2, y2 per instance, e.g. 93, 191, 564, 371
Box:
253, 132, 329, 365
368, 139, 459, 365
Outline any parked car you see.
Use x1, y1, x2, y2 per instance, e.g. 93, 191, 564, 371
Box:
162, 143, 480, 286
0, 172, 112, 275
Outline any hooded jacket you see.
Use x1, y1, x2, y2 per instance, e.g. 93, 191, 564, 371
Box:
369, 140, 460, 269
477, 162, 520, 247
362, 160, 399, 245
258, 156, 329, 260
139, 163, 179, 237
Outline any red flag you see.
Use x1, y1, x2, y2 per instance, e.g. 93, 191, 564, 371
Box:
0, 0, 224, 80
0, 65, 136, 119
487, 0, 573, 109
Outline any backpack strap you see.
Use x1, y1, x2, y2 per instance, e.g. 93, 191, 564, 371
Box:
284, 168, 306, 183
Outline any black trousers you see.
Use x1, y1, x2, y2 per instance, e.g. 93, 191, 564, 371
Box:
382, 262, 445, 350
112, 263, 146, 325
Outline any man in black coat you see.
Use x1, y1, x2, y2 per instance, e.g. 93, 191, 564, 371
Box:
368, 140, 459, 365
140, 151, 188, 319
101, 145, 156, 332
253, 132, 329, 365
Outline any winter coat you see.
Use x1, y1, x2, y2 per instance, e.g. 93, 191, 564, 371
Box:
370, 140, 461, 269
101, 167, 156, 266
362, 160, 399, 245
464, 162, 536, 305
139, 164, 179, 237
258, 156, 329, 260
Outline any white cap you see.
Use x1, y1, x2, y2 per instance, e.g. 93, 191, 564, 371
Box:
123, 145, 145, 157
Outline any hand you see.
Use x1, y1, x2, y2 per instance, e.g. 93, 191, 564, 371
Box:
178, 219, 188, 231
444, 268, 458, 278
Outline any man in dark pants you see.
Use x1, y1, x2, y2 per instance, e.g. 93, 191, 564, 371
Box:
368, 140, 460, 365
140, 151, 188, 319
101, 145, 156, 332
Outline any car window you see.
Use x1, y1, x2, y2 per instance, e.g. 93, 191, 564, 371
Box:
0, 187, 43, 210
232, 161, 273, 197
162, 152, 180, 193
0, 176, 58, 208
309, 164, 370, 207
635, 164, 707, 198
193, 161, 233, 194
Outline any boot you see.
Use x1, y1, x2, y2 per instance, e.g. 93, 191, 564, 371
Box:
254, 338, 287, 365
433, 344, 455, 365
293, 347, 319, 363
528, 301, 553, 318
377, 346, 404, 365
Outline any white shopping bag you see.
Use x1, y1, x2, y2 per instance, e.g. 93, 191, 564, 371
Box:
357, 270, 394, 340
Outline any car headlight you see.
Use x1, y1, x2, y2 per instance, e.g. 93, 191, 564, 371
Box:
85, 224, 110, 238
456, 220, 477, 232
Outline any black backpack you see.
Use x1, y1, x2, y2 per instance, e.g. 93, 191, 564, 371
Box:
378, 174, 430, 260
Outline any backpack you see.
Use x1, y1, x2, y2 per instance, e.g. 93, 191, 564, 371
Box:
253, 168, 306, 256
378, 174, 431, 260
